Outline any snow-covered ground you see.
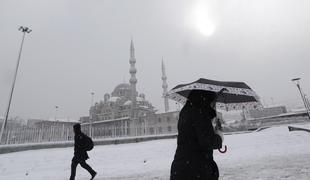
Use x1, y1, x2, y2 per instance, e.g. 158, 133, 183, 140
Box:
1, 123, 310, 180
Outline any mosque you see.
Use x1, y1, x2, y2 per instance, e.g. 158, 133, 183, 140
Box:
80, 40, 179, 137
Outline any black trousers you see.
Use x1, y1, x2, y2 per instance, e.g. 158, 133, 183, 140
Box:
70, 158, 96, 180
170, 158, 219, 180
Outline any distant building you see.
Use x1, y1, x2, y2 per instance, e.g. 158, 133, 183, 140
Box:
0, 116, 25, 129
27, 118, 78, 129
90, 83, 156, 122
245, 106, 287, 119
82, 39, 161, 137
26, 118, 79, 141
86, 82, 157, 136
81, 40, 231, 138
148, 111, 179, 135
26, 119, 42, 127
79, 116, 90, 123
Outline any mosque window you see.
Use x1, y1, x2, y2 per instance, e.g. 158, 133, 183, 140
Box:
119, 90, 124, 96
158, 118, 161, 123
167, 126, 172, 132
167, 117, 171, 123
158, 127, 162, 133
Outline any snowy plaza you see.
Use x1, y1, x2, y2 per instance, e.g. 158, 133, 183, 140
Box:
2, 0, 310, 180
1, 123, 310, 180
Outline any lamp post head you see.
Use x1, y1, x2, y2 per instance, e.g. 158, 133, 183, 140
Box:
18, 26, 32, 33
292, 78, 301, 85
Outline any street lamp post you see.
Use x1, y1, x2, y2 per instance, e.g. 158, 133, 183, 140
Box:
0, 26, 32, 144
305, 95, 310, 111
89, 92, 95, 137
292, 78, 310, 120
51, 105, 59, 141
55, 106, 59, 121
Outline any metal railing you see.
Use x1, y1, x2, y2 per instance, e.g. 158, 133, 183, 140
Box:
0, 125, 178, 145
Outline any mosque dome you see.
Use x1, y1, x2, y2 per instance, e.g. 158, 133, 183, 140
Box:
114, 83, 130, 90
111, 83, 132, 97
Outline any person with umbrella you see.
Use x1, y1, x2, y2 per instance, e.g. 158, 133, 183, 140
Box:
170, 90, 223, 180
168, 78, 262, 180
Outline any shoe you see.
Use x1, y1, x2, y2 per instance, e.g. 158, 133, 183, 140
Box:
90, 171, 97, 180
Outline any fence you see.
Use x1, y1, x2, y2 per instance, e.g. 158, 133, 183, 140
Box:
0, 124, 178, 145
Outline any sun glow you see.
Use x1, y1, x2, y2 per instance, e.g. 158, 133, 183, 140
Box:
191, 1, 216, 37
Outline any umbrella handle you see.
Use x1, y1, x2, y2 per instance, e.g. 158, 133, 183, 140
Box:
218, 145, 227, 153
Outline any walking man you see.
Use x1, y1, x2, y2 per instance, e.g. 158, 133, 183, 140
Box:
70, 123, 97, 180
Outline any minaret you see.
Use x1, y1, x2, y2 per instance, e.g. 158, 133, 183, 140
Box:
162, 58, 169, 112
129, 39, 137, 117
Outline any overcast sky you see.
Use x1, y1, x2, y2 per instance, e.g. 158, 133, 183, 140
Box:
1, 0, 310, 120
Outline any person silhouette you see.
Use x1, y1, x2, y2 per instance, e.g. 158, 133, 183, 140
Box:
69, 123, 97, 180
170, 90, 223, 180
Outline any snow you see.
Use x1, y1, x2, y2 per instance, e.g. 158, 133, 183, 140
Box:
108, 97, 120, 102
136, 97, 144, 102
124, 100, 132, 106
1, 123, 310, 180
155, 110, 179, 114
290, 108, 306, 112
87, 117, 129, 124
46, 118, 79, 123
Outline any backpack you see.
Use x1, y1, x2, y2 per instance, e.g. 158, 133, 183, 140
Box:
83, 135, 94, 151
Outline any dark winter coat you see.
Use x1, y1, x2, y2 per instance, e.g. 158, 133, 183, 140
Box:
170, 102, 222, 180
73, 132, 89, 162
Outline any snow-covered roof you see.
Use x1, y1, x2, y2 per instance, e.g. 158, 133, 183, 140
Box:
46, 118, 79, 123
82, 117, 130, 125
139, 105, 149, 109
290, 108, 306, 112
155, 109, 179, 114
108, 96, 120, 102
124, 100, 132, 106
136, 97, 144, 101
114, 83, 130, 90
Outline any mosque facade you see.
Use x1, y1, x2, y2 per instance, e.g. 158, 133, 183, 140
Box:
80, 40, 179, 138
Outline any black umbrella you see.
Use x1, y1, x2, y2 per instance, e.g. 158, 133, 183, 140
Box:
168, 78, 262, 154
167, 78, 262, 111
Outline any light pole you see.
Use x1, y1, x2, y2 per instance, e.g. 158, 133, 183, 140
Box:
305, 95, 310, 111
0, 26, 32, 144
53, 105, 59, 140
89, 92, 95, 137
292, 78, 310, 120
55, 106, 59, 121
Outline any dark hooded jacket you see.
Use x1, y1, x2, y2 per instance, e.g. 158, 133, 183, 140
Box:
73, 132, 89, 161
170, 92, 222, 180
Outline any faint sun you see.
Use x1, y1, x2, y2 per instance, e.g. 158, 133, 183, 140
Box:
192, 1, 216, 37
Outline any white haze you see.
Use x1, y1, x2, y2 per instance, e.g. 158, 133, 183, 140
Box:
0, 0, 310, 120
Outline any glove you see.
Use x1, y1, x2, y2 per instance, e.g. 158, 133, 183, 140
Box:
215, 129, 224, 143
